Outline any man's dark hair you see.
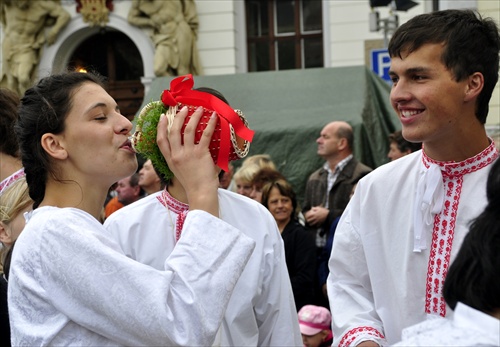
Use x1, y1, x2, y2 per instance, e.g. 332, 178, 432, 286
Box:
389, 9, 500, 123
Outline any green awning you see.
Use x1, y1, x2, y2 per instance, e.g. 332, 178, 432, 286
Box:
138, 66, 400, 204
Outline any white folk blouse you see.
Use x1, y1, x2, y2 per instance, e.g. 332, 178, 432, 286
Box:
8, 207, 255, 346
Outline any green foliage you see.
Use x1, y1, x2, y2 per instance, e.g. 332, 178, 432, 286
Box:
134, 101, 174, 181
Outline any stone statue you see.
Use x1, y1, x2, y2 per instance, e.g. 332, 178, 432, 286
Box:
128, 0, 203, 77
0, 0, 70, 96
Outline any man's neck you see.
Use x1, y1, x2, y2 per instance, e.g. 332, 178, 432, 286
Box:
167, 177, 188, 204
0, 153, 23, 182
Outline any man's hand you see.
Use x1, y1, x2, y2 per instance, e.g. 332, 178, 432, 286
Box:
304, 206, 329, 226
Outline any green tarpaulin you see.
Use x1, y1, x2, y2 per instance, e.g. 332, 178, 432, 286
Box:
138, 66, 400, 204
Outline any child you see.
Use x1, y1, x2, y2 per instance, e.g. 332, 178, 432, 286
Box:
298, 305, 333, 347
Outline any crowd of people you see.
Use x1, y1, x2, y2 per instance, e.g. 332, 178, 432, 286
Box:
0, 8, 499, 347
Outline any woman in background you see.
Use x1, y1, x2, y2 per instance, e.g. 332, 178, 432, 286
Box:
261, 178, 316, 310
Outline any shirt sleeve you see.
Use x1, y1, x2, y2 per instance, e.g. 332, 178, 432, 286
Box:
327, 188, 387, 347
39, 209, 256, 346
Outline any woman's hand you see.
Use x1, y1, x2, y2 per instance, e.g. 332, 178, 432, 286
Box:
157, 106, 220, 217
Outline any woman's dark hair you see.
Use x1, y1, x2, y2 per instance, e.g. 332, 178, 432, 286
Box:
388, 130, 421, 153
443, 158, 500, 314
261, 178, 299, 220
389, 10, 500, 123
15, 71, 106, 209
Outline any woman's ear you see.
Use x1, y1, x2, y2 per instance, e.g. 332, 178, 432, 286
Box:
41, 133, 68, 160
0, 222, 13, 245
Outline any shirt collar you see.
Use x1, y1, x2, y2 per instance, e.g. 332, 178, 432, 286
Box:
323, 154, 353, 174
422, 140, 498, 178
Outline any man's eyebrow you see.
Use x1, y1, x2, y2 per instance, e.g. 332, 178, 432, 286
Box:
389, 66, 431, 76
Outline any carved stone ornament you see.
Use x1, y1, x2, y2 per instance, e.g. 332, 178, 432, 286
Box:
76, 0, 114, 27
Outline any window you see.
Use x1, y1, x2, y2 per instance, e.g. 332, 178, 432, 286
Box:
246, 0, 323, 72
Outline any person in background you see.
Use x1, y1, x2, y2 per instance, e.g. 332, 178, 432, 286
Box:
104, 82, 302, 346
387, 130, 421, 161
327, 9, 499, 346
218, 162, 235, 190
0, 88, 24, 194
261, 178, 316, 311
234, 154, 277, 198
303, 121, 371, 308
298, 305, 333, 347
241, 153, 276, 170
249, 167, 286, 203
116, 173, 144, 206
138, 158, 165, 195
394, 157, 500, 346
8, 71, 255, 346
0, 176, 32, 347
233, 163, 260, 197
303, 121, 372, 255
104, 173, 144, 219
317, 182, 360, 304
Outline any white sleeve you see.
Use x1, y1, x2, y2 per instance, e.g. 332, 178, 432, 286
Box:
252, 209, 302, 346
40, 210, 255, 346
327, 190, 387, 347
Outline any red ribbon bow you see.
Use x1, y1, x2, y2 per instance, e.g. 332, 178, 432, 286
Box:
160, 74, 254, 172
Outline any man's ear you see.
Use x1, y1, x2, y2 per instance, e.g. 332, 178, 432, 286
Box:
0, 222, 12, 245
41, 133, 68, 160
464, 72, 484, 102
338, 137, 348, 151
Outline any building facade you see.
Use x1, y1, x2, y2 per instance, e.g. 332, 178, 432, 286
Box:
0, 0, 498, 135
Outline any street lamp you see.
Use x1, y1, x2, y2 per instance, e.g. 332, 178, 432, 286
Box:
369, 0, 419, 46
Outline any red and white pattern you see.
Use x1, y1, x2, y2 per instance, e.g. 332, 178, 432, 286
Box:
0, 168, 25, 196
339, 326, 385, 347
422, 142, 498, 316
157, 188, 189, 242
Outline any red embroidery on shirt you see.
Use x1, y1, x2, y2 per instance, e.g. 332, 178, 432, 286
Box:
422, 142, 498, 316
339, 326, 385, 347
157, 188, 189, 242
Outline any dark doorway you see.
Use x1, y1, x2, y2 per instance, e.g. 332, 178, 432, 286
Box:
68, 29, 144, 121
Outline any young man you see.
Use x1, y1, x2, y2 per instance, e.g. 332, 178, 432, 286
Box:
104, 81, 302, 346
327, 9, 499, 346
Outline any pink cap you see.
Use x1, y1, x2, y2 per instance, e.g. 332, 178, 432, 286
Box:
298, 305, 332, 336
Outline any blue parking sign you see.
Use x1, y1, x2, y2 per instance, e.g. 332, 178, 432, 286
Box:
371, 49, 391, 84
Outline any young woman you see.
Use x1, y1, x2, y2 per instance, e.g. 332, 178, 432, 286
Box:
8, 71, 255, 346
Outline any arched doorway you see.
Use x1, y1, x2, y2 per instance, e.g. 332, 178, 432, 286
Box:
67, 29, 144, 121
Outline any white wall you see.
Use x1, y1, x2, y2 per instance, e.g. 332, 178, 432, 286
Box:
478, 0, 500, 131
196, 0, 240, 75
